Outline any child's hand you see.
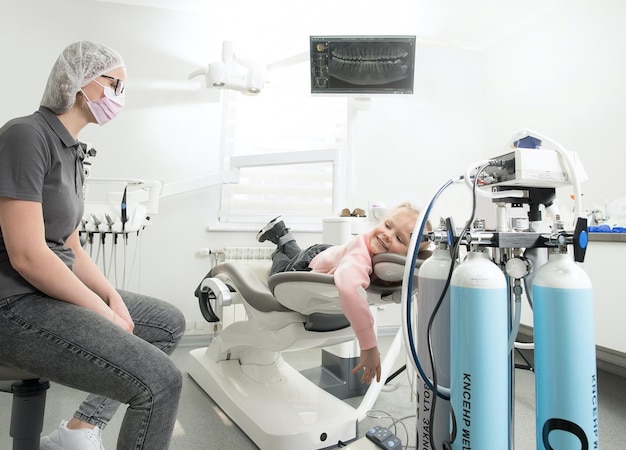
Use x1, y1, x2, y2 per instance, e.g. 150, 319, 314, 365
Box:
352, 347, 382, 384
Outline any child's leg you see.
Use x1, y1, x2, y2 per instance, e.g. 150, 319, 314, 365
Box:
270, 238, 302, 275
270, 252, 293, 275
285, 244, 332, 271
260, 216, 323, 274
270, 243, 332, 274
279, 237, 301, 259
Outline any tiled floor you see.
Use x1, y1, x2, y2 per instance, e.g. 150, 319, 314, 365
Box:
1, 334, 625, 449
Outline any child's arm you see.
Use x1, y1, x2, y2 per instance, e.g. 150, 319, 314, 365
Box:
334, 251, 377, 351
352, 346, 382, 384
333, 243, 381, 383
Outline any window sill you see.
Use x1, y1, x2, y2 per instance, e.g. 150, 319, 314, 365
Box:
206, 222, 323, 233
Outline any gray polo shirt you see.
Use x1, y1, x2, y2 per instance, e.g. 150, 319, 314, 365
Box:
0, 106, 85, 299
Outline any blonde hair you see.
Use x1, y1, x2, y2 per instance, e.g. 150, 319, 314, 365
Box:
390, 202, 432, 250
390, 202, 432, 231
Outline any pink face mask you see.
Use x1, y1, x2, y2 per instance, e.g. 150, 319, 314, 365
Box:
81, 84, 125, 125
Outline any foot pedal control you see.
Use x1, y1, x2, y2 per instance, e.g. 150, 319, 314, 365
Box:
365, 425, 402, 450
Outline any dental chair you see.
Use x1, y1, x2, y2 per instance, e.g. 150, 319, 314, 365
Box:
188, 251, 430, 450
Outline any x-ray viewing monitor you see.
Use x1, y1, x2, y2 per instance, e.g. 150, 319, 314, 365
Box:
310, 35, 416, 95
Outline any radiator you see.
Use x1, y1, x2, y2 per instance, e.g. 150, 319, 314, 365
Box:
217, 246, 273, 264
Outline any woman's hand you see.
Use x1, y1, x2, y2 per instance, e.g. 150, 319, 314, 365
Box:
106, 292, 135, 333
352, 346, 382, 384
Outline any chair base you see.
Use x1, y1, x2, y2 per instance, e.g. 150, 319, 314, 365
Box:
10, 379, 50, 450
188, 347, 358, 450
300, 349, 369, 400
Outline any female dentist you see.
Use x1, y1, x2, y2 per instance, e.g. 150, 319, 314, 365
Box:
0, 41, 185, 450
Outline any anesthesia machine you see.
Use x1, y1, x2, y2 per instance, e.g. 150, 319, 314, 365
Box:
402, 130, 598, 450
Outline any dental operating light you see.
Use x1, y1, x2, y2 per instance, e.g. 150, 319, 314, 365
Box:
189, 41, 264, 95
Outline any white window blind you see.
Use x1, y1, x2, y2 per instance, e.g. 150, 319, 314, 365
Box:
221, 160, 334, 224
218, 66, 348, 228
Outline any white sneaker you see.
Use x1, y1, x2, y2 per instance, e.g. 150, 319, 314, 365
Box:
40, 420, 104, 450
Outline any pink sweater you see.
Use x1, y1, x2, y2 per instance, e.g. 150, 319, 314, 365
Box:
308, 231, 377, 350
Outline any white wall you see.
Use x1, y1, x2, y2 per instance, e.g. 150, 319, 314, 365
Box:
2, 0, 622, 335
353, 41, 487, 220
483, 0, 626, 338
3, 0, 482, 322
485, 0, 625, 216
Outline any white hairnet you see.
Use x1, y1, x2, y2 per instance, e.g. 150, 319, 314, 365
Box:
41, 41, 125, 114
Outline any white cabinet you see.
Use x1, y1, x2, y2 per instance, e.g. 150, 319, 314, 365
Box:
583, 237, 626, 354
520, 235, 626, 358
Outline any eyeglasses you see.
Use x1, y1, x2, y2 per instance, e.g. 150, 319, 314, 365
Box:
100, 74, 125, 96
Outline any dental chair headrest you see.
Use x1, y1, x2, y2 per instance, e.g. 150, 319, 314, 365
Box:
371, 250, 432, 283
371, 253, 407, 282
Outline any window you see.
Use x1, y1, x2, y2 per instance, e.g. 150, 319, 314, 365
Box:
217, 66, 348, 229
220, 150, 338, 227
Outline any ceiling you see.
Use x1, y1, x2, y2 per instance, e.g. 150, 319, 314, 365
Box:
91, 0, 569, 51
414, 0, 569, 50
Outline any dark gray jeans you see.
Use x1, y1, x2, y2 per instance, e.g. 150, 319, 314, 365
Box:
0, 290, 185, 449
270, 241, 332, 275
